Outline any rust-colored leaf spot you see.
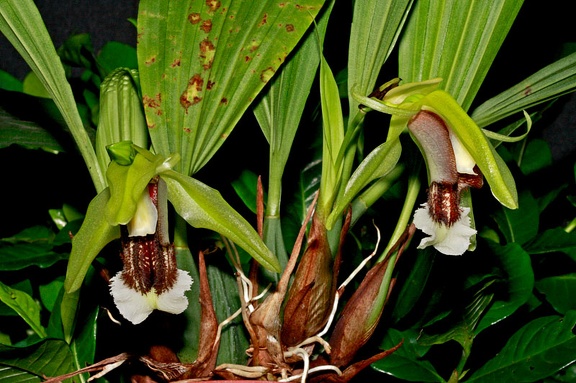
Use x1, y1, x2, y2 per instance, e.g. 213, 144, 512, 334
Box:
220, 97, 228, 105
180, 74, 204, 111
524, 86, 532, 96
206, 0, 221, 13
183, 127, 191, 133
143, 93, 162, 116
171, 57, 181, 67
199, 39, 216, 70
144, 55, 157, 66
249, 40, 259, 52
260, 67, 275, 83
188, 12, 201, 24
259, 13, 268, 26
200, 19, 212, 33
285, 24, 294, 32
279, 2, 286, 7
245, 56, 251, 62
207, 80, 215, 90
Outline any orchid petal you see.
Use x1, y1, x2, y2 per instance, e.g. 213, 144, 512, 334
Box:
413, 203, 476, 256
127, 188, 158, 237
109, 269, 193, 325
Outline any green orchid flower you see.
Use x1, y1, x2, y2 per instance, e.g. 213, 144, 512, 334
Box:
354, 79, 518, 255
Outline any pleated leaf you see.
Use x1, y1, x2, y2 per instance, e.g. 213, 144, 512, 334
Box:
347, 0, 413, 115
398, 0, 524, 110
471, 51, 576, 127
137, 0, 325, 176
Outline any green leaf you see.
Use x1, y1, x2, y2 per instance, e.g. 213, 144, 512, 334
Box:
97, 41, 138, 75
347, 0, 413, 114
476, 242, 534, 333
22, 72, 50, 98
326, 138, 401, 229
373, 328, 443, 382
536, 275, 576, 315
0, 69, 23, 92
518, 138, 553, 176
467, 311, 576, 382
253, 0, 333, 221
491, 190, 539, 245
0, 366, 40, 383
207, 260, 249, 365
0, 339, 75, 380
524, 228, 576, 260
391, 248, 436, 324
0, 226, 68, 271
231, 169, 259, 214
418, 280, 494, 359
176, 245, 201, 363
56, 33, 95, 70
318, 55, 345, 214
0, 0, 105, 191
0, 281, 47, 338
162, 170, 280, 272
0, 280, 32, 317
472, 52, 576, 128
398, 0, 524, 110
137, 0, 325, 176
38, 278, 64, 313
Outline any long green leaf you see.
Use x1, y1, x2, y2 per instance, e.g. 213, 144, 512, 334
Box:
472, 51, 576, 127
0, 0, 105, 191
347, 0, 413, 115
162, 170, 280, 272
318, 55, 345, 215
398, 0, 523, 110
138, 0, 325, 176
253, 0, 333, 219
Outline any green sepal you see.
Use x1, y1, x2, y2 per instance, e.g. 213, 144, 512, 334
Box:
105, 147, 166, 226
64, 189, 120, 294
423, 90, 518, 209
161, 170, 280, 273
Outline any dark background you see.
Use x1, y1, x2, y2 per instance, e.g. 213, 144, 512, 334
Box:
1, 0, 576, 238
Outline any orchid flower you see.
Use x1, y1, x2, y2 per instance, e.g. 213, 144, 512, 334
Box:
354, 79, 518, 255
106, 143, 193, 324
408, 110, 481, 255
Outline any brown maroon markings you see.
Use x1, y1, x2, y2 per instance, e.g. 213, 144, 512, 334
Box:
200, 19, 212, 33
180, 74, 204, 111
285, 24, 294, 32
206, 0, 221, 13
188, 12, 201, 24
199, 39, 216, 70
143, 93, 162, 116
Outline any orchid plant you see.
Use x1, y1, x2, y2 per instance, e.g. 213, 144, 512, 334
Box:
2, 0, 576, 382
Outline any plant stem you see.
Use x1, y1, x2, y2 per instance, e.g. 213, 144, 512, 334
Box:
378, 163, 422, 262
